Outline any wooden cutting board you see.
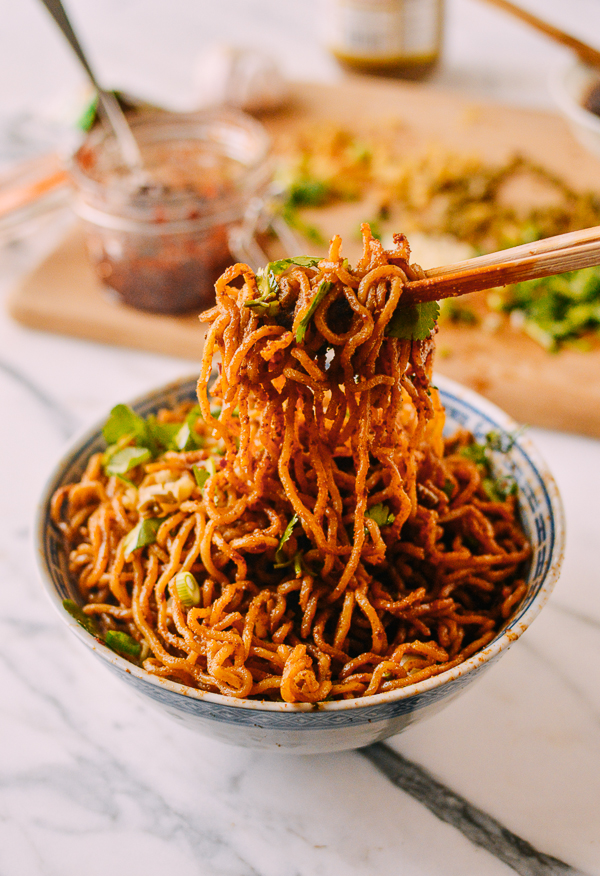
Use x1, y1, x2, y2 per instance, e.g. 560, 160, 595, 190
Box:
9, 227, 207, 361
8, 77, 600, 437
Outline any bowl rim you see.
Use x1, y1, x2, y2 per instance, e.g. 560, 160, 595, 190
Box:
551, 57, 600, 135
36, 373, 565, 714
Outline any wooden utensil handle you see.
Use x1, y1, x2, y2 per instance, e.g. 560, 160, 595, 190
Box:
481, 0, 600, 69
405, 225, 600, 303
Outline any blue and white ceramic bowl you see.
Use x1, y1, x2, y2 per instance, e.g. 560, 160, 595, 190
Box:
36, 374, 564, 754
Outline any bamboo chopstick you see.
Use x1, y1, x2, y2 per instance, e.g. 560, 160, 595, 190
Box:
480, 0, 600, 70
403, 225, 600, 304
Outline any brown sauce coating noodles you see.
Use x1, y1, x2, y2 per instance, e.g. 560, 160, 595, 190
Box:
52, 226, 530, 702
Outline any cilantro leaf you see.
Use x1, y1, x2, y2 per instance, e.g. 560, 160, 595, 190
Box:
459, 442, 489, 468
269, 256, 320, 274
485, 427, 526, 454
286, 179, 330, 208
103, 404, 186, 458
386, 300, 440, 340
275, 513, 299, 565
492, 266, 600, 350
481, 477, 502, 502
103, 404, 148, 446
481, 475, 518, 502
296, 280, 334, 343
102, 403, 205, 478
459, 433, 521, 501
144, 417, 180, 451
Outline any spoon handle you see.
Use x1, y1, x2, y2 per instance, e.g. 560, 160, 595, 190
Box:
39, 0, 98, 83
38, 0, 145, 173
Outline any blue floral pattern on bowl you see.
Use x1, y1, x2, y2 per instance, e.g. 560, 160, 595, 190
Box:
36, 375, 564, 754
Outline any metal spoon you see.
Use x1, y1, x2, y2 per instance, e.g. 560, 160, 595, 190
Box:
38, 0, 146, 177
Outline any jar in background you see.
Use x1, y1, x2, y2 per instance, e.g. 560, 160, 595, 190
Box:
324, 0, 444, 80
70, 109, 272, 314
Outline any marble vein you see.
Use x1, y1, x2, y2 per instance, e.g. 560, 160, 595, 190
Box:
2, 6, 600, 870
0, 357, 78, 440
360, 744, 588, 876
549, 601, 600, 634
0, 640, 264, 875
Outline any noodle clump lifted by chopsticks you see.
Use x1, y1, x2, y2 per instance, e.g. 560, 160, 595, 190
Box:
52, 225, 530, 703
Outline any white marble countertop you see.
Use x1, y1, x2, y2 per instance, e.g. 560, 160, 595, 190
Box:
1, 2, 600, 874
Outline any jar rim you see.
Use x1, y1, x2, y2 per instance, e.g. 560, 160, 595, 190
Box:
70, 107, 273, 224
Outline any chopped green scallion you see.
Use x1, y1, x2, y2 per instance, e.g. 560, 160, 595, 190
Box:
192, 464, 210, 489
105, 630, 142, 657
296, 280, 334, 343
442, 478, 455, 499
275, 513, 299, 564
123, 518, 163, 557
173, 422, 193, 451
365, 503, 396, 527
173, 571, 201, 607
62, 599, 100, 637
105, 445, 151, 475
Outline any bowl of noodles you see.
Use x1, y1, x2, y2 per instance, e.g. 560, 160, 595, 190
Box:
37, 227, 564, 754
